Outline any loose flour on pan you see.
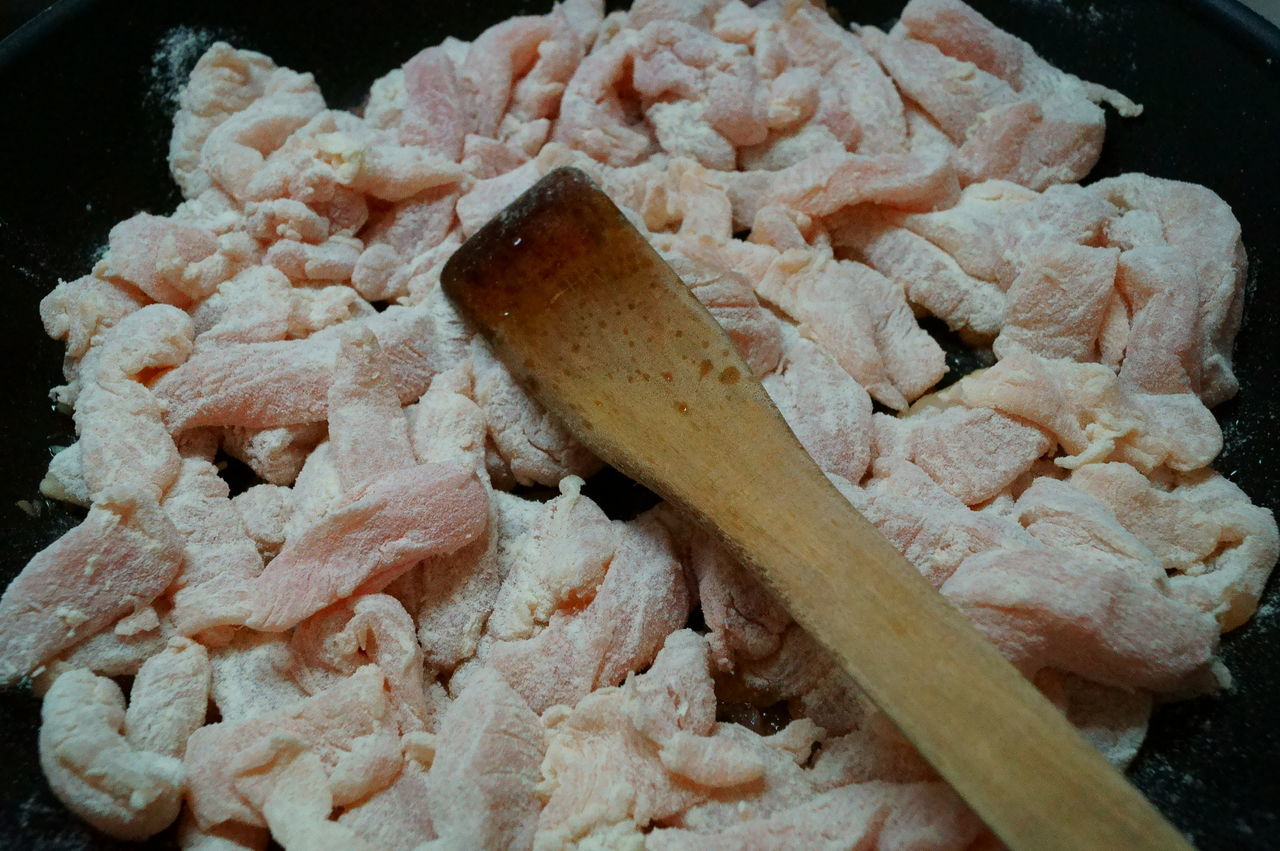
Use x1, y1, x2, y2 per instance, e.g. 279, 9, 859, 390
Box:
4, 0, 1277, 847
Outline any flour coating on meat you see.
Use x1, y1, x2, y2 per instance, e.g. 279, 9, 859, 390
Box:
3, 0, 1275, 846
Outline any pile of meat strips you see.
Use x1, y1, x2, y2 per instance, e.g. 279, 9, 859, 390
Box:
2, 0, 1275, 847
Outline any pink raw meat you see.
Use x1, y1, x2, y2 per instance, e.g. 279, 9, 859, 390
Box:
535, 630, 732, 846
424, 667, 544, 849
163, 459, 264, 637
327, 326, 416, 490
489, 513, 689, 713
124, 636, 211, 760
1071, 464, 1279, 632
399, 46, 472, 158
878, 0, 1140, 190
680, 525, 790, 670
197, 76, 327, 204
828, 208, 1005, 343
471, 337, 601, 487
942, 544, 1220, 694
780, 5, 909, 153
74, 304, 193, 502
411, 489, 546, 671
154, 302, 460, 431
890, 406, 1051, 505
856, 457, 1037, 587
506, 5, 595, 126
176, 811, 268, 851
352, 187, 458, 301
1091, 173, 1247, 405
554, 35, 655, 165
0, 488, 183, 684
725, 144, 959, 224
754, 249, 945, 410
460, 16, 558, 138
222, 422, 326, 486
410, 369, 488, 472
39, 670, 185, 840
1040, 670, 1152, 769
290, 594, 431, 732
665, 241, 783, 377
40, 275, 146, 361
994, 242, 1119, 362
208, 631, 307, 725
486, 477, 616, 643
190, 267, 292, 346
244, 461, 488, 630
185, 665, 399, 830
338, 760, 435, 850
763, 327, 874, 483
170, 43, 325, 199
650, 781, 980, 851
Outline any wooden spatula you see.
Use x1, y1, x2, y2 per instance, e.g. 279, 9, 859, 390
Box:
441, 167, 1191, 851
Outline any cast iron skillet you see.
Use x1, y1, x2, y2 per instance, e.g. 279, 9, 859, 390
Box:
0, 0, 1276, 847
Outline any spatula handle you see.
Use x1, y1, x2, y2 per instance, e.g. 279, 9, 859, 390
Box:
711, 454, 1191, 851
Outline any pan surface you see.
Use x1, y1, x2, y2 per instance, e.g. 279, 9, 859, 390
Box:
0, 0, 1276, 847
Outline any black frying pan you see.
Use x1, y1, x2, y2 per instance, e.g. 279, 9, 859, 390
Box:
0, 1, 1276, 847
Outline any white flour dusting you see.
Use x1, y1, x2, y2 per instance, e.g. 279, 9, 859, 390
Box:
147, 26, 221, 109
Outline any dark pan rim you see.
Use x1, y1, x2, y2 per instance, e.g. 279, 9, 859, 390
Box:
5, 0, 1280, 70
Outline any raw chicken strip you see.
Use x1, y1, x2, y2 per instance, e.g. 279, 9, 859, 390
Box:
413, 489, 546, 671
232, 484, 293, 559
39, 669, 185, 840
553, 34, 655, 165
154, 302, 457, 431
884, 405, 1051, 505
471, 337, 601, 487
74, 304, 193, 503
169, 43, 324, 199
125, 637, 212, 757
856, 457, 1037, 587
338, 761, 435, 850
244, 461, 488, 630
39, 275, 146, 362
878, 0, 1139, 190
0, 489, 183, 684
650, 781, 980, 851
943, 543, 1220, 694
827, 208, 1005, 343
222, 422, 325, 486
32, 605, 177, 691
994, 242, 1119, 362
398, 46, 472, 158
681, 523, 791, 671
1091, 173, 1247, 405
489, 513, 689, 713
535, 631, 723, 846
1070, 464, 1279, 632
754, 248, 945, 410
185, 665, 399, 829
290, 595, 431, 732
327, 325, 416, 490
163, 459, 264, 637
955, 348, 1222, 473
423, 668, 543, 850
665, 239, 783, 377
208, 631, 307, 724
486, 476, 617, 643
762, 327, 874, 483
409, 368, 488, 473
